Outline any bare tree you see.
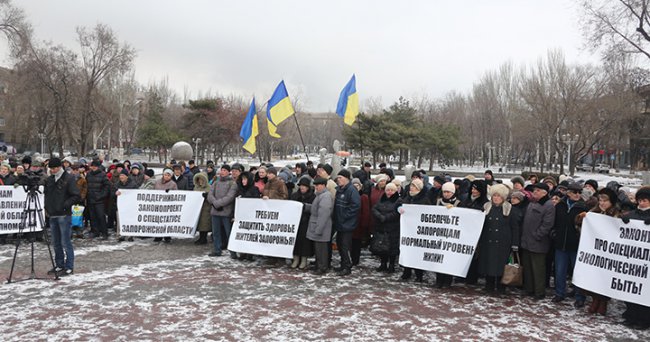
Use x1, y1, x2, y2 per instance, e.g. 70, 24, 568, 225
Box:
76, 23, 136, 155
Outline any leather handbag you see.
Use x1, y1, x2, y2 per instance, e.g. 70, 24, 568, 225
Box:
501, 251, 523, 286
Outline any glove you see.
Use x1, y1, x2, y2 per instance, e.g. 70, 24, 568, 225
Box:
622, 217, 630, 224
202, 192, 207, 198
165, 189, 170, 193
644, 218, 650, 225
511, 246, 519, 252
445, 204, 453, 209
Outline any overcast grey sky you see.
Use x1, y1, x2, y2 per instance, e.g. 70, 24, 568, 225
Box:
3, 0, 597, 112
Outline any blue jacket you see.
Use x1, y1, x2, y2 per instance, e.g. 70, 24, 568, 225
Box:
333, 182, 361, 232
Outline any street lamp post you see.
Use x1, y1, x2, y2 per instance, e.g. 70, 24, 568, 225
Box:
486, 142, 492, 167
192, 137, 201, 163
562, 134, 579, 174
38, 133, 46, 154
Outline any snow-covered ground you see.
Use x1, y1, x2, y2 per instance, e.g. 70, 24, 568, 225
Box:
0, 238, 649, 341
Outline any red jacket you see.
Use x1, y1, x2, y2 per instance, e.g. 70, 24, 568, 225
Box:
353, 193, 371, 240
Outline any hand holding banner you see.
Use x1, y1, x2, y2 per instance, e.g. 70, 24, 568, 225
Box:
399, 204, 485, 277
573, 213, 650, 306
117, 189, 203, 238
228, 198, 303, 258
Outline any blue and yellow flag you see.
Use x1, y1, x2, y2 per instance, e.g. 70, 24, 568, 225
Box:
336, 74, 359, 126
266, 80, 295, 138
240, 98, 259, 154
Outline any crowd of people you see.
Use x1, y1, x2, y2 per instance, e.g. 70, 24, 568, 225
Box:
0, 153, 649, 330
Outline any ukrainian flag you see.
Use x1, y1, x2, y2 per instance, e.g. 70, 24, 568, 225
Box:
336, 74, 359, 126
240, 98, 258, 154
267, 80, 295, 138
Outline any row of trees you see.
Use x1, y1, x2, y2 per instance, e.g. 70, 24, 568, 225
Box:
1, 0, 649, 172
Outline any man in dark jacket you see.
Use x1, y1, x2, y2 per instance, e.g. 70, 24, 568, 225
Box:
332, 169, 361, 276
44, 158, 80, 276
86, 160, 111, 239
551, 182, 588, 307
520, 182, 556, 300
172, 164, 189, 190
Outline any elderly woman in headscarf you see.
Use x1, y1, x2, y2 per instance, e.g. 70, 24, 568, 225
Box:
478, 183, 520, 294
193, 172, 212, 245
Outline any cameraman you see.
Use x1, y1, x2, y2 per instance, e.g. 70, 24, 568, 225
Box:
44, 158, 80, 276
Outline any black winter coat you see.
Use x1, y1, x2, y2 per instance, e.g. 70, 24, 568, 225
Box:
371, 192, 402, 256
552, 198, 588, 251
291, 189, 316, 257
172, 174, 189, 190
44, 172, 81, 216
478, 203, 521, 277
86, 169, 110, 204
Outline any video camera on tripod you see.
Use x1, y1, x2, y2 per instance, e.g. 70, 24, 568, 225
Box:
6, 170, 59, 283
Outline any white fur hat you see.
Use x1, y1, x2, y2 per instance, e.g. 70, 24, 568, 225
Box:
490, 184, 510, 200
442, 182, 455, 193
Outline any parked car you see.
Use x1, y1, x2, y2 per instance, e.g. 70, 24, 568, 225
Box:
594, 163, 610, 174
576, 164, 592, 172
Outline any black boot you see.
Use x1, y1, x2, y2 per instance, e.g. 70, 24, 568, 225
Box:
415, 269, 424, 282
387, 256, 396, 273
401, 268, 412, 280
194, 232, 208, 245
376, 256, 388, 272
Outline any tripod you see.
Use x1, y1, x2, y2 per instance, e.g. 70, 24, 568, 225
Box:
6, 185, 59, 283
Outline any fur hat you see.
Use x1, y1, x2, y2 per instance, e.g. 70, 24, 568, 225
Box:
374, 174, 389, 183
351, 178, 362, 187
231, 163, 244, 172
543, 176, 557, 187
338, 169, 351, 180
490, 184, 510, 200
321, 164, 333, 175
636, 186, 650, 202
21, 156, 32, 165
385, 182, 398, 192
297, 177, 311, 187
510, 191, 525, 202
392, 179, 402, 188
220, 164, 231, 172
585, 179, 599, 191
313, 177, 327, 185
433, 176, 445, 186
442, 182, 455, 194
464, 174, 476, 182
48, 158, 62, 168
597, 188, 618, 206
511, 176, 525, 187
411, 178, 424, 191
531, 182, 550, 192
145, 169, 155, 178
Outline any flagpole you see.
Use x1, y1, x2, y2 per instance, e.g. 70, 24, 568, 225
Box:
292, 113, 309, 162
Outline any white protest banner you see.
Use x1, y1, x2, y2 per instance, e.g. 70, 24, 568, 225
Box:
399, 204, 485, 277
117, 189, 203, 238
0, 185, 44, 234
573, 213, 650, 306
228, 197, 302, 258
